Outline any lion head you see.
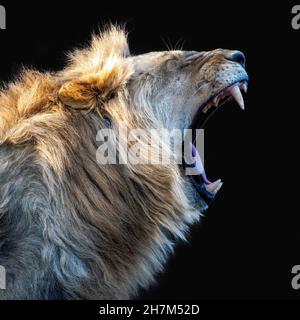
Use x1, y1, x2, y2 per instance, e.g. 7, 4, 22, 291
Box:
57, 26, 248, 206
0, 26, 248, 299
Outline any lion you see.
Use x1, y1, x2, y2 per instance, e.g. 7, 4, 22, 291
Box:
0, 26, 248, 299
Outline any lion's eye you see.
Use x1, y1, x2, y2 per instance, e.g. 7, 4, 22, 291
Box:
103, 115, 112, 128
180, 52, 205, 69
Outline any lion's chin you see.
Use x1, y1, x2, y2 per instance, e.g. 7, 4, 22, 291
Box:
188, 79, 248, 203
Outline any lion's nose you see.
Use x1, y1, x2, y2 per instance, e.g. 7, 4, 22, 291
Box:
225, 51, 246, 67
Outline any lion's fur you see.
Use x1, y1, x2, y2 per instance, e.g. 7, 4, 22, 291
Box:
0, 26, 205, 299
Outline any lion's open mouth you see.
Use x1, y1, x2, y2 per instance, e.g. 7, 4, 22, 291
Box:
191, 79, 248, 130
188, 79, 248, 201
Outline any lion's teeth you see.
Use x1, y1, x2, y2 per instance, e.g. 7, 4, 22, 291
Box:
230, 85, 244, 110
203, 102, 211, 113
213, 96, 219, 106
241, 82, 248, 93
205, 179, 223, 194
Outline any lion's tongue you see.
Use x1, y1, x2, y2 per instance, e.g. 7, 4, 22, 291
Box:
191, 143, 210, 184
190, 143, 223, 194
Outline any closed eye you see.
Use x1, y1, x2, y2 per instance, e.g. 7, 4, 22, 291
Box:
179, 52, 207, 69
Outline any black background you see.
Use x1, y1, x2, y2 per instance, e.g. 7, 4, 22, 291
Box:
0, 1, 298, 300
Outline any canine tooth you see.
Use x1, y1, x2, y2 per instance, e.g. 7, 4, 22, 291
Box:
205, 179, 223, 194
203, 102, 211, 113
212, 181, 223, 194
241, 82, 248, 93
213, 96, 219, 106
230, 85, 244, 110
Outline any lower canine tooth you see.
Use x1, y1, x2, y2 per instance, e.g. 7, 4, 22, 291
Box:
205, 179, 223, 194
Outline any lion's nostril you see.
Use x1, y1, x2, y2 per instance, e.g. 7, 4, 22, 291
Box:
225, 51, 246, 67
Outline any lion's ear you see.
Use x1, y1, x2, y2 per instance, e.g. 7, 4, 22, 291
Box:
58, 79, 96, 110
58, 26, 132, 110
58, 57, 133, 110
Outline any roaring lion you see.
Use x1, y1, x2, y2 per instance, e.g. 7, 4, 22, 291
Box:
0, 26, 248, 299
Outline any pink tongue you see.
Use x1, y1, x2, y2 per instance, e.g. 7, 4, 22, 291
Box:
190, 143, 211, 185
